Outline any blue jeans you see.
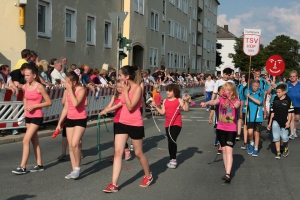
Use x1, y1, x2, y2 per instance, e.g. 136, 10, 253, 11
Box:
206, 91, 213, 109
272, 120, 289, 142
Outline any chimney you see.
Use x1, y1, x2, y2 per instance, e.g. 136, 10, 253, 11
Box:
224, 25, 228, 31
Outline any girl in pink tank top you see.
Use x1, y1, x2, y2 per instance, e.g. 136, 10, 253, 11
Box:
103, 65, 152, 193
100, 80, 132, 162
152, 84, 189, 169
56, 69, 87, 179
12, 64, 52, 175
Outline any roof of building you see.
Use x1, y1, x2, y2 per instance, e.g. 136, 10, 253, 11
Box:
217, 25, 236, 39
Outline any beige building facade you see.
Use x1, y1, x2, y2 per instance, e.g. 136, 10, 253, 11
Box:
0, 0, 219, 74
0, 0, 120, 69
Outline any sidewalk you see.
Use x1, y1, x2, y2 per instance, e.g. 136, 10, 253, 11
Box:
0, 117, 114, 145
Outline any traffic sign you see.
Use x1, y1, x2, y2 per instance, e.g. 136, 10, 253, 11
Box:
243, 29, 261, 56
265, 55, 285, 76
108, 12, 128, 28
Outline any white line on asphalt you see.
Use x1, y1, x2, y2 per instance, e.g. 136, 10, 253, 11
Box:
182, 119, 192, 121
190, 117, 204, 118
197, 120, 209, 121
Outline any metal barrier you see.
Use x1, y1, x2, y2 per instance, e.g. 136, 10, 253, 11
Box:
0, 85, 204, 130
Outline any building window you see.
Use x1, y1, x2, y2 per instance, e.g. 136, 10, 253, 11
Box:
188, 44, 190, 59
183, 0, 188, 14
204, 38, 207, 49
204, 17, 207, 27
65, 7, 76, 42
174, 53, 178, 68
182, 55, 186, 69
168, 19, 174, 37
134, 0, 144, 15
169, 0, 175, 5
177, 54, 181, 68
104, 21, 112, 48
150, 11, 159, 31
38, 0, 51, 38
192, 56, 196, 69
177, 0, 181, 10
162, 33, 165, 55
189, 18, 191, 34
192, 32, 196, 45
162, 0, 166, 21
150, 48, 158, 67
168, 52, 173, 68
192, 6, 197, 20
86, 15, 96, 45
175, 22, 179, 39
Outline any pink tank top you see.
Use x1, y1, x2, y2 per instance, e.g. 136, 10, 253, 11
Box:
164, 98, 182, 127
66, 87, 87, 119
119, 85, 143, 126
24, 83, 43, 118
114, 98, 121, 123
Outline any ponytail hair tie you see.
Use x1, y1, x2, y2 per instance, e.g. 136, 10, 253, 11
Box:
74, 69, 80, 76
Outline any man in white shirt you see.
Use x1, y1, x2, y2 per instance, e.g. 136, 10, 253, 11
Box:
211, 68, 234, 100
51, 61, 66, 85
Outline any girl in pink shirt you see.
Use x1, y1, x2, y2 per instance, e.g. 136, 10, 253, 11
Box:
12, 64, 52, 175
152, 84, 189, 169
103, 65, 152, 193
100, 80, 132, 161
201, 82, 240, 183
56, 69, 87, 180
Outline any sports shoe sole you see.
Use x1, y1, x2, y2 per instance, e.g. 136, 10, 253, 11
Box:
12, 171, 26, 175
252, 154, 258, 157
139, 178, 153, 187
30, 169, 44, 172
103, 189, 118, 193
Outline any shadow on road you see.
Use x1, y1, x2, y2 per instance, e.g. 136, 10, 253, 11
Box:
231, 154, 245, 180
119, 147, 202, 189
6, 194, 36, 200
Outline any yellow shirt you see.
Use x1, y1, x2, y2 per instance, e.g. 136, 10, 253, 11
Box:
13, 59, 28, 70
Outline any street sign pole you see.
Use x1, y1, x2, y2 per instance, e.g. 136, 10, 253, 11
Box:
108, 12, 128, 78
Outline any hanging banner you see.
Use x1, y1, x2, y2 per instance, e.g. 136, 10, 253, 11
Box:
243, 29, 262, 56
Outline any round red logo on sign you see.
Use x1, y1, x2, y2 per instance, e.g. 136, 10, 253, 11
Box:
265, 55, 285, 76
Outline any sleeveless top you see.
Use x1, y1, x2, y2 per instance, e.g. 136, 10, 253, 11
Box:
164, 98, 182, 127
114, 98, 122, 123
119, 85, 143, 126
24, 83, 43, 118
66, 87, 87, 119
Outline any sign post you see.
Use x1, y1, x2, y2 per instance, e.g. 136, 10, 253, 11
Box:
108, 12, 128, 76
243, 29, 261, 123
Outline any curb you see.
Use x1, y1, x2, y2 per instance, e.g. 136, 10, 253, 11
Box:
0, 118, 114, 146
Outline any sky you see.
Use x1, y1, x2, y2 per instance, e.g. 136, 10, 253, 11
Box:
217, 0, 300, 46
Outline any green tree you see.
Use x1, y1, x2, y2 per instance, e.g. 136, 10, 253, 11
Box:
264, 35, 300, 77
229, 36, 267, 72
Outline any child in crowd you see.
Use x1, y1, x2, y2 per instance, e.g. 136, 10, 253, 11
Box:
245, 80, 264, 157
154, 88, 162, 115
100, 80, 131, 162
201, 82, 240, 183
267, 84, 293, 159
152, 84, 189, 169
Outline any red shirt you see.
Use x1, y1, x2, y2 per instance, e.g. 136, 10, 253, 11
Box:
154, 93, 162, 106
164, 98, 182, 127
114, 98, 121, 123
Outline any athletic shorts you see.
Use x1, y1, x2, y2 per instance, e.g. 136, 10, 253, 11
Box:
114, 122, 145, 139
294, 107, 300, 115
25, 117, 43, 126
216, 129, 237, 148
62, 126, 66, 137
65, 118, 87, 128
247, 122, 262, 132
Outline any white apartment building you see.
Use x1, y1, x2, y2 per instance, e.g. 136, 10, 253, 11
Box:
216, 25, 237, 73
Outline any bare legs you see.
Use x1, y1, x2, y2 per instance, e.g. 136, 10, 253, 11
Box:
20, 123, 41, 168
222, 146, 233, 175
112, 134, 150, 185
66, 126, 85, 171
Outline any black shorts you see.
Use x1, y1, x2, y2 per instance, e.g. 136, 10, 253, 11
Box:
62, 126, 66, 137
247, 122, 262, 132
216, 129, 237, 148
294, 107, 300, 115
25, 117, 43, 126
65, 118, 87, 128
114, 122, 145, 139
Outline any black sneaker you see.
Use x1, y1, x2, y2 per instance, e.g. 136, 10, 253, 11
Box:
30, 165, 45, 172
12, 166, 27, 174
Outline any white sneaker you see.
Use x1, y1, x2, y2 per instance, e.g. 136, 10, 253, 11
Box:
166, 159, 177, 169
294, 132, 298, 138
71, 169, 80, 179
65, 172, 73, 179
289, 134, 295, 140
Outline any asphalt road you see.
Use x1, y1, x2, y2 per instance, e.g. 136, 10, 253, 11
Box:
1, 104, 300, 200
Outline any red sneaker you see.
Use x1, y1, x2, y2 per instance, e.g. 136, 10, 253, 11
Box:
103, 183, 118, 193
139, 174, 153, 187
